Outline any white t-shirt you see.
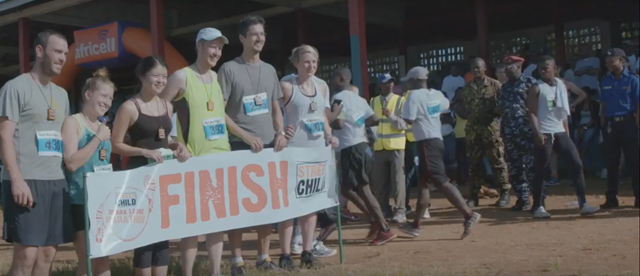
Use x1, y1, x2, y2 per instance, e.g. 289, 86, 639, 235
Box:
523, 64, 537, 77
401, 88, 450, 141
574, 57, 600, 92
332, 90, 375, 151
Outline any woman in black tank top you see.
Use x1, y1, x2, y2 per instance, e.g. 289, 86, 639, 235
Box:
111, 56, 190, 276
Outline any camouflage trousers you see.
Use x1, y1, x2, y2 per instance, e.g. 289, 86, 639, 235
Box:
503, 131, 535, 200
466, 126, 510, 195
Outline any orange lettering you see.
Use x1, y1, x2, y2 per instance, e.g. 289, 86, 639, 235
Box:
199, 169, 227, 221
184, 171, 197, 224
268, 161, 289, 210
241, 164, 267, 213
159, 173, 182, 229
228, 166, 239, 216
297, 165, 305, 178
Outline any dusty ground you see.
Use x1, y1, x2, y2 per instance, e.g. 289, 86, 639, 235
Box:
0, 179, 638, 276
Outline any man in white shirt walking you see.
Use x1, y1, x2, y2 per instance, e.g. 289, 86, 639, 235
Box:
398, 67, 481, 240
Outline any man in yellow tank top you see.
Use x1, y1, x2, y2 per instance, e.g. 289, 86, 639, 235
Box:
369, 73, 408, 223
160, 27, 242, 276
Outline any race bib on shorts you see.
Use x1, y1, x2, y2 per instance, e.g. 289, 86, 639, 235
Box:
427, 101, 442, 118
302, 118, 324, 137
93, 164, 113, 173
36, 130, 63, 157
243, 92, 270, 116
203, 117, 226, 141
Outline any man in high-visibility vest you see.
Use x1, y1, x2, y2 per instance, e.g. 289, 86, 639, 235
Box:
370, 73, 409, 223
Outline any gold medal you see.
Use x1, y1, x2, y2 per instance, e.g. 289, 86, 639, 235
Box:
99, 149, 107, 160
207, 100, 215, 111
310, 102, 318, 111
158, 127, 166, 139
47, 108, 56, 121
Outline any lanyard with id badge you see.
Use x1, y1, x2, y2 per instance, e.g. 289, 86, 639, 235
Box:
241, 60, 270, 116
547, 85, 559, 110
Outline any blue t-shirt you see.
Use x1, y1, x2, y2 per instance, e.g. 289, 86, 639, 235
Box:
599, 69, 639, 118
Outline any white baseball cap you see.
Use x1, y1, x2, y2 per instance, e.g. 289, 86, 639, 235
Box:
195, 28, 229, 45
400, 67, 429, 82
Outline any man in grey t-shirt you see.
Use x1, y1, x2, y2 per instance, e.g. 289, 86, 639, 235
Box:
0, 30, 73, 276
217, 15, 287, 274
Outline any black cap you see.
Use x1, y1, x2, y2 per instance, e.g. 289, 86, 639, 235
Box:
606, 48, 626, 58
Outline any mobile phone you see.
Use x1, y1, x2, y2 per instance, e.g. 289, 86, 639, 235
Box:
98, 116, 109, 123
331, 99, 343, 111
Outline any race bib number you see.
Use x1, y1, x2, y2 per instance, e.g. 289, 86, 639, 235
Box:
36, 130, 63, 157
93, 164, 113, 173
302, 118, 324, 137
427, 101, 442, 117
203, 117, 226, 141
243, 92, 270, 116
350, 112, 365, 127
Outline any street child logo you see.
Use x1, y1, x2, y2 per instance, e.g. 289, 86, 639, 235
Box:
94, 175, 155, 244
295, 162, 327, 198
74, 22, 119, 64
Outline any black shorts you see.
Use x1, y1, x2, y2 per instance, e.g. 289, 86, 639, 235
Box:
339, 142, 372, 189
416, 138, 449, 187
230, 141, 274, 151
71, 204, 88, 232
133, 241, 170, 268
2, 179, 74, 246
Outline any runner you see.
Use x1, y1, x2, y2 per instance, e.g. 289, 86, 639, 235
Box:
0, 30, 74, 276
526, 56, 599, 218
111, 56, 191, 276
62, 68, 115, 276
277, 45, 339, 270
397, 67, 481, 240
218, 15, 287, 275
329, 67, 397, 246
159, 27, 231, 276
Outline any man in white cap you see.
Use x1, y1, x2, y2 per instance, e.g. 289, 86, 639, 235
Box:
369, 73, 408, 223
399, 66, 481, 240
160, 27, 234, 276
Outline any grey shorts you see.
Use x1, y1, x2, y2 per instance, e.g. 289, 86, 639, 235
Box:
2, 179, 74, 246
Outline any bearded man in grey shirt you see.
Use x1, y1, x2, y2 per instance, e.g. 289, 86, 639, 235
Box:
0, 30, 74, 276
217, 15, 287, 275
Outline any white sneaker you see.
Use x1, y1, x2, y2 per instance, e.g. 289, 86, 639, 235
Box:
291, 241, 303, 255
311, 241, 337, 258
533, 206, 551, 219
579, 204, 599, 216
422, 208, 431, 219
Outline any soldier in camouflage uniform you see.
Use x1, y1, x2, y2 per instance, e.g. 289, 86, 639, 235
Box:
497, 56, 537, 211
462, 57, 511, 207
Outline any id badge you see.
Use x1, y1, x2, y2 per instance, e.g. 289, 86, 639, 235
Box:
302, 118, 324, 137
547, 96, 557, 110
93, 164, 113, 173
203, 117, 226, 141
36, 130, 63, 157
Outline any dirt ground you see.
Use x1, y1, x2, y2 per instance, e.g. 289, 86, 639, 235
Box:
0, 179, 638, 276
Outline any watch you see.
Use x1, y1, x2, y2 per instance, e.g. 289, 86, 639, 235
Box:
276, 130, 286, 136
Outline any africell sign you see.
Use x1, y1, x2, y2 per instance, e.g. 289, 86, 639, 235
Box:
85, 147, 338, 258
73, 22, 119, 64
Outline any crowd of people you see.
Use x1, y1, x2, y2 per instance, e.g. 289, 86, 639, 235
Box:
0, 13, 638, 276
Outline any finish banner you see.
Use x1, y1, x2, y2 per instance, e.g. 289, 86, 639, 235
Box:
85, 147, 338, 258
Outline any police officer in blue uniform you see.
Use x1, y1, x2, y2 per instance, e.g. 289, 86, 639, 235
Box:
599, 48, 639, 209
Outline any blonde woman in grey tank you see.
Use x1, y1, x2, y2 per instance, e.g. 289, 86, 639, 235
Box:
277, 45, 339, 271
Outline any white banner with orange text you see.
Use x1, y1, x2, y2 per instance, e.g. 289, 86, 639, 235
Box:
85, 147, 338, 258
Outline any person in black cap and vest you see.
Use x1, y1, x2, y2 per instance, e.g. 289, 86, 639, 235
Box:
599, 48, 639, 209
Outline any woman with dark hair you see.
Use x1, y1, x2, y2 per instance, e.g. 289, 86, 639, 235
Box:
111, 56, 190, 276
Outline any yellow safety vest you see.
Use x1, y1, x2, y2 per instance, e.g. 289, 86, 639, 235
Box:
402, 91, 415, 142
371, 94, 406, 151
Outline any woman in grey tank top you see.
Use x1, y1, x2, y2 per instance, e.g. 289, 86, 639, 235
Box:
277, 45, 339, 270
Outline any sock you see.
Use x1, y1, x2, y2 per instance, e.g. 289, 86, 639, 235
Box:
257, 254, 270, 262
292, 225, 302, 244
231, 257, 244, 266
